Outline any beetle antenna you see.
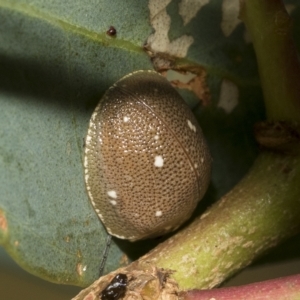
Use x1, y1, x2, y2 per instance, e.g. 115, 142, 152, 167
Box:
99, 234, 112, 276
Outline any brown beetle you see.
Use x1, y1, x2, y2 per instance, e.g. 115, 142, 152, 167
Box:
106, 26, 116, 37
84, 70, 211, 241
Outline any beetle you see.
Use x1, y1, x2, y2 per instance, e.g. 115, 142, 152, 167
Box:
100, 273, 128, 300
106, 26, 117, 37
84, 70, 211, 242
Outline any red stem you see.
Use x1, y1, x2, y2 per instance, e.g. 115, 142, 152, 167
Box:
183, 274, 300, 300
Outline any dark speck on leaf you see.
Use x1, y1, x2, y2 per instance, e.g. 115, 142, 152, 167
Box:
106, 26, 117, 37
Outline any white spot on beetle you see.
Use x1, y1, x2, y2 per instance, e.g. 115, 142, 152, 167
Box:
87, 190, 94, 202
218, 79, 239, 113
154, 135, 159, 140
156, 211, 162, 217
201, 157, 204, 163
154, 155, 164, 167
95, 208, 100, 213
84, 156, 88, 168
110, 200, 117, 206
107, 190, 117, 199
111, 232, 127, 239
123, 116, 129, 122
187, 119, 196, 132
194, 163, 198, 168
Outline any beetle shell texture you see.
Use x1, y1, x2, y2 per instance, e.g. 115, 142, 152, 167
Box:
84, 70, 211, 241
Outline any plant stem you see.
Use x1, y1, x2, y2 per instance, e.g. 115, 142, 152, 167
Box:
240, 0, 300, 122
183, 274, 300, 300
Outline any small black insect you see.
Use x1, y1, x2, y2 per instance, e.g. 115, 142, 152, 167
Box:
100, 273, 128, 300
106, 26, 117, 37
